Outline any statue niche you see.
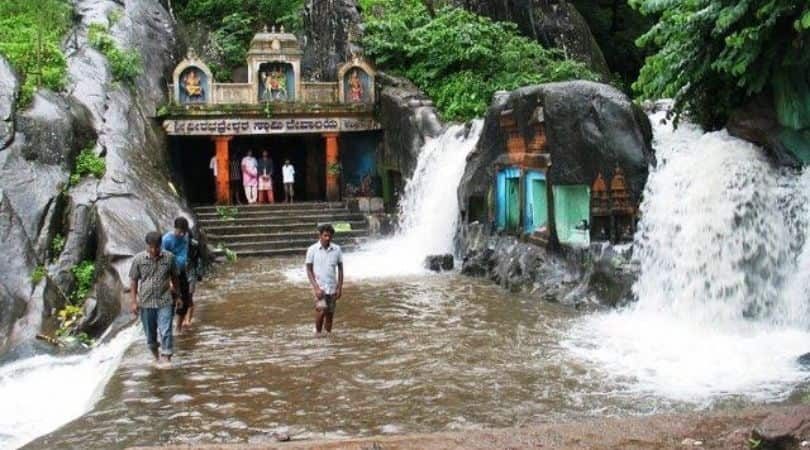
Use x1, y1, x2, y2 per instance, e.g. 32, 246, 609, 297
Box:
179, 67, 208, 104
258, 62, 294, 102
344, 68, 370, 103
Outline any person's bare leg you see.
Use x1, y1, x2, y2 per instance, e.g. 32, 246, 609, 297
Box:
149, 347, 159, 360
183, 305, 194, 329
324, 312, 334, 333
315, 309, 325, 335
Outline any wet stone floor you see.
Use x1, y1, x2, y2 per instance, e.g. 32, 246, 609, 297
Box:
28, 257, 687, 449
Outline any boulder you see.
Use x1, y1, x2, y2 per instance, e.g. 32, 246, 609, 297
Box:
451, 0, 610, 79
0, 55, 17, 149
459, 81, 653, 218
425, 254, 454, 272
301, 0, 364, 81
378, 73, 443, 178
752, 406, 810, 449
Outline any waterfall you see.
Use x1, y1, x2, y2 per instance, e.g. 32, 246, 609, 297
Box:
336, 120, 484, 279
564, 109, 810, 403
0, 326, 137, 449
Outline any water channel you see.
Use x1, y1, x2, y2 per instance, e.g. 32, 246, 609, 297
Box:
24, 257, 701, 449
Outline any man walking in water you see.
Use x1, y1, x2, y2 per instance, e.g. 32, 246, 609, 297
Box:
130, 231, 180, 368
162, 217, 191, 332
305, 224, 343, 335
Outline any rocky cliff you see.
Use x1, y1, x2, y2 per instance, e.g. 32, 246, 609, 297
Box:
0, 0, 188, 359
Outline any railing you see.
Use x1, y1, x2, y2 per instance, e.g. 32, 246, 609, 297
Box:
169, 81, 342, 105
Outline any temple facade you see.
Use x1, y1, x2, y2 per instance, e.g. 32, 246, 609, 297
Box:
161, 26, 382, 205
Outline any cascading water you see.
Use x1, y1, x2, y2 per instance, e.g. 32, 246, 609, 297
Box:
325, 120, 484, 279
564, 108, 810, 403
0, 326, 138, 449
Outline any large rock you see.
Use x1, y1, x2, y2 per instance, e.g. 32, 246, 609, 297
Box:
752, 405, 810, 448
0, 0, 189, 359
301, 0, 364, 81
377, 73, 443, 178
0, 56, 17, 149
452, 0, 610, 79
459, 81, 653, 216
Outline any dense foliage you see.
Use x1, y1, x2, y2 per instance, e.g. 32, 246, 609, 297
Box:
361, 1, 598, 121
572, 0, 654, 91
173, 0, 304, 80
0, 0, 72, 106
632, 0, 810, 128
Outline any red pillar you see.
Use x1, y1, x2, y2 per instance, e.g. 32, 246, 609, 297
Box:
324, 133, 340, 201
212, 136, 232, 204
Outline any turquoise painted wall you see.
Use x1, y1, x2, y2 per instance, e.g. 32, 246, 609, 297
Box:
496, 167, 521, 231
553, 185, 590, 246
524, 171, 548, 234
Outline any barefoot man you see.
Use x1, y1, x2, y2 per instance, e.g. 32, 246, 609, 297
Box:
306, 224, 344, 335
130, 231, 180, 368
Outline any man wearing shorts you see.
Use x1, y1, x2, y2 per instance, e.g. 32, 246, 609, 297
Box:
305, 224, 343, 335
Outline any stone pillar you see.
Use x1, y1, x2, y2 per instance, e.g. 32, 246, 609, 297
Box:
212, 136, 232, 204
324, 133, 340, 201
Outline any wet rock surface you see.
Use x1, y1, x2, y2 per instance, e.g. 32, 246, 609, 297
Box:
0, 0, 189, 359
377, 73, 443, 178
459, 80, 653, 218
301, 0, 364, 81
452, 0, 611, 79
0, 56, 17, 148
458, 222, 636, 307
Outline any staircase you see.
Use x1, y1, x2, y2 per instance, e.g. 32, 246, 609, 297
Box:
194, 202, 371, 258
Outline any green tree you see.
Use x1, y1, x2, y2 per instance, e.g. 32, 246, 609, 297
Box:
632, 0, 810, 128
362, 2, 598, 121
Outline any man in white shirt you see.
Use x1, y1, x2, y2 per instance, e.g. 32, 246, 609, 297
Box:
305, 224, 343, 335
282, 159, 295, 203
209, 155, 218, 200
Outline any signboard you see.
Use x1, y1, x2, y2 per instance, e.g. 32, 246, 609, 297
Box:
163, 117, 381, 135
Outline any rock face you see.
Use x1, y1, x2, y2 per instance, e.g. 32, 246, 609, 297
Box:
452, 0, 611, 79
377, 73, 443, 178
458, 222, 637, 306
459, 80, 653, 218
301, 0, 364, 81
0, 0, 189, 359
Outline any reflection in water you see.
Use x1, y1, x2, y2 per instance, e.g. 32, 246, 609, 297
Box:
27, 257, 688, 449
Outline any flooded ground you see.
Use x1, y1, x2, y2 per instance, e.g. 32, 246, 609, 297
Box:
24, 257, 776, 449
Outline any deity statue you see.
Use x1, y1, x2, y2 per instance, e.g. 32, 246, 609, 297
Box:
182, 70, 203, 98
261, 67, 287, 101
349, 70, 364, 102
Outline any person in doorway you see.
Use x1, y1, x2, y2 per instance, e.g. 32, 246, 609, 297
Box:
129, 231, 180, 368
162, 217, 191, 334
177, 236, 204, 332
229, 155, 243, 204
257, 150, 275, 204
242, 150, 259, 204
209, 155, 218, 199
282, 159, 295, 203
305, 224, 343, 335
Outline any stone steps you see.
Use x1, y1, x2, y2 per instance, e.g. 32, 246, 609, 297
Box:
194, 202, 370, 258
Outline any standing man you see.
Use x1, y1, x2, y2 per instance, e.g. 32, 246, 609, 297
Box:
178, 236, 204, 332
282, 159, 295, 203
162, 217, 191, 333
242, 149, 259, 204
305, 224, 343, 335
229, 154, 243, 204
257, 150, 275, 204
209, 154, 218, 200
130, 231, 180, 368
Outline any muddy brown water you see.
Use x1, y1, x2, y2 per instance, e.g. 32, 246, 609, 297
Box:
27, 257, 713, 449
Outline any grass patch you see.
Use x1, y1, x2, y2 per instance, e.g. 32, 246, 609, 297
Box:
30, 265, 46, 283
0, 0, 72, 107
87, 22, 141, 84
50, 233, 66, 260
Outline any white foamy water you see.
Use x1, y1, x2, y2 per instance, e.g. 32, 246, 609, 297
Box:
0, 326, 138, 449
286, 120, 483, 281
564, 109, 810, 404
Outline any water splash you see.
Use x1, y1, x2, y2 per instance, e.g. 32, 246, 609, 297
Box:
286, 120, 484, 281
0, 326, 138, 449
565, 109, 810, 403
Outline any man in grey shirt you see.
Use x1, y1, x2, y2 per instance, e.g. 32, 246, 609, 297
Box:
305, 224, 344, 335
130, 231, 180, 368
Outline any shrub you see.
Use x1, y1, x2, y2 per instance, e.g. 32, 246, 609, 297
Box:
87, 22, 142, 84
31, 265, 46, 283
362, 3, 598, 121
50, 233, 66, 260
70, 260, 96, 303
70, 142, 105, 186
0, 0, 72, 107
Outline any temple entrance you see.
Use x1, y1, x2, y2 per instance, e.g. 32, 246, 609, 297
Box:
169, 134, 325, 205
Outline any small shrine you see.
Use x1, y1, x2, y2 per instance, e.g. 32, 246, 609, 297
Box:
590, 173, 611, 241
589, 167, 637, 243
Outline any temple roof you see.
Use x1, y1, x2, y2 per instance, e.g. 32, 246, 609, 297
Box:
248, 25, 302, 56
